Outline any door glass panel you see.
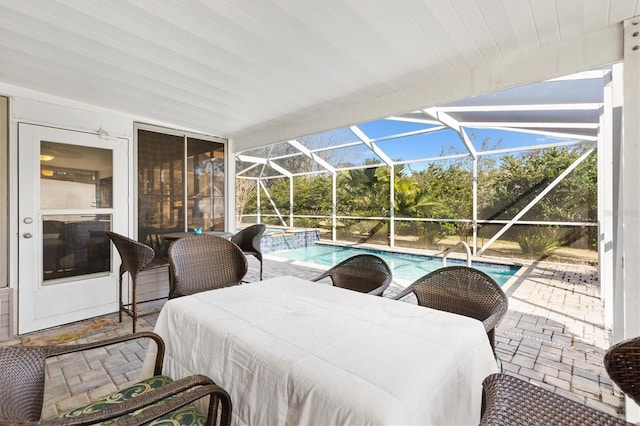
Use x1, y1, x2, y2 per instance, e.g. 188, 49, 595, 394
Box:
138, 130, 185, 259
40, 141, 114, 282
187, 137, 225, 232
42, 214, 112, 282
40, 142, 113, 209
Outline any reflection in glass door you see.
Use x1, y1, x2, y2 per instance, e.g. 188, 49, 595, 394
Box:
41, 142, 113, 281
137, 127, 226, 260
18, 124, 127, 334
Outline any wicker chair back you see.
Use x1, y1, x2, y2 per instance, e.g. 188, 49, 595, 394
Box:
480, 373, 628, 425
604, 336, 640, 406
105, 231, 155, 276
231, 224, 267, 280
393, 266, 508, 351
105, 231, 157, 332
311, 254, 392, 296
169, 235, 248, 298
0, 346, 48, 421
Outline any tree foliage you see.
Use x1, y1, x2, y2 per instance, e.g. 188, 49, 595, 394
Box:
481, 146, 596, 222
336, 159, 391, 216
236, 144, 597, 251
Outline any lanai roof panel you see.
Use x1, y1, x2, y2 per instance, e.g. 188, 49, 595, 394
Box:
235, 160, 282, 178
444, 74, 607, 108
450, 109, 601, 126
269, 156, 321, 175
357, 118, 442, 140
240, 143, 300, 159
467, 128, 586, 151
315, 143, 385, 169
375, 128, 468, 161
294, 128, 360, 151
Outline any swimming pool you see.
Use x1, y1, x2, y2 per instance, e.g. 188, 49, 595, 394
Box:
270, 244, 520, 287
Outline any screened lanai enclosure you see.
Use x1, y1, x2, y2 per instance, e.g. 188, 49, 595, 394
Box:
236, 66, 616, 265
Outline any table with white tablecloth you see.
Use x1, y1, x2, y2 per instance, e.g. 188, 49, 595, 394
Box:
144, 276, 498, 425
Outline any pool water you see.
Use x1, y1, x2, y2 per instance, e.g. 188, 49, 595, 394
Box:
270, 244, 519, 287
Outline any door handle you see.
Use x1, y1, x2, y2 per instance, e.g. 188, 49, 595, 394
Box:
23, 232, 33, 239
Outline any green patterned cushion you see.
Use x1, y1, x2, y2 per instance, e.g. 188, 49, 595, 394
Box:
57, 375, 206, 425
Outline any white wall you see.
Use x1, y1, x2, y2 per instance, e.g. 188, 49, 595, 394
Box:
0, 89, 226, 337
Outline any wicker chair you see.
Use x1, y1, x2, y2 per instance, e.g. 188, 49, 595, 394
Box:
479, 373, 629, 425
231, 224, 267, 280
311, 254, 392, 296
105, 231, 167, 333
604, 335, 640, 406
0, 332, 232, 425
168, 235, 248, 299
392, 265, 508, 351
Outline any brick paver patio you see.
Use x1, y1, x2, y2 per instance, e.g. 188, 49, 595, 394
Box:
1, 255, 625, 421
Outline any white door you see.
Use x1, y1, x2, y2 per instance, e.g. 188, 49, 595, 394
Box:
18, 123, 128, 334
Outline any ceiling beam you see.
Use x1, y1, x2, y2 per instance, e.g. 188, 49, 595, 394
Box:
435, 103, 602, 112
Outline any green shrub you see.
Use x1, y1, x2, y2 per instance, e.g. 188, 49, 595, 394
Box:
516, 230, 562, 258
422, 227, 440, 246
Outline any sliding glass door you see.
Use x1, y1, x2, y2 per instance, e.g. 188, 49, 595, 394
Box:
136, 125, 226, 259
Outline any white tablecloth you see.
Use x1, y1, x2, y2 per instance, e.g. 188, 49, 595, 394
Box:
145, 276, 498, 425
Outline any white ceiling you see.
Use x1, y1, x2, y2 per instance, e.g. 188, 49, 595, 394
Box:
0, 1, 637, 148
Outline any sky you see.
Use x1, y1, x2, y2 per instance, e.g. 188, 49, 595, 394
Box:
240, 69, 603, 174
291, 118, 580, 167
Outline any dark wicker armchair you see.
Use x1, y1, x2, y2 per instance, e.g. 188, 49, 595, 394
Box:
0, 332, 232, 425
169, 235, 248, 299
481, 337, 640, 425
231, 224, 267, 280
479, 373, 628, 425
392, 265, 508, 351
105, 231, 168, 333
311, 254, 392, 296
604, 335, 640, 406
